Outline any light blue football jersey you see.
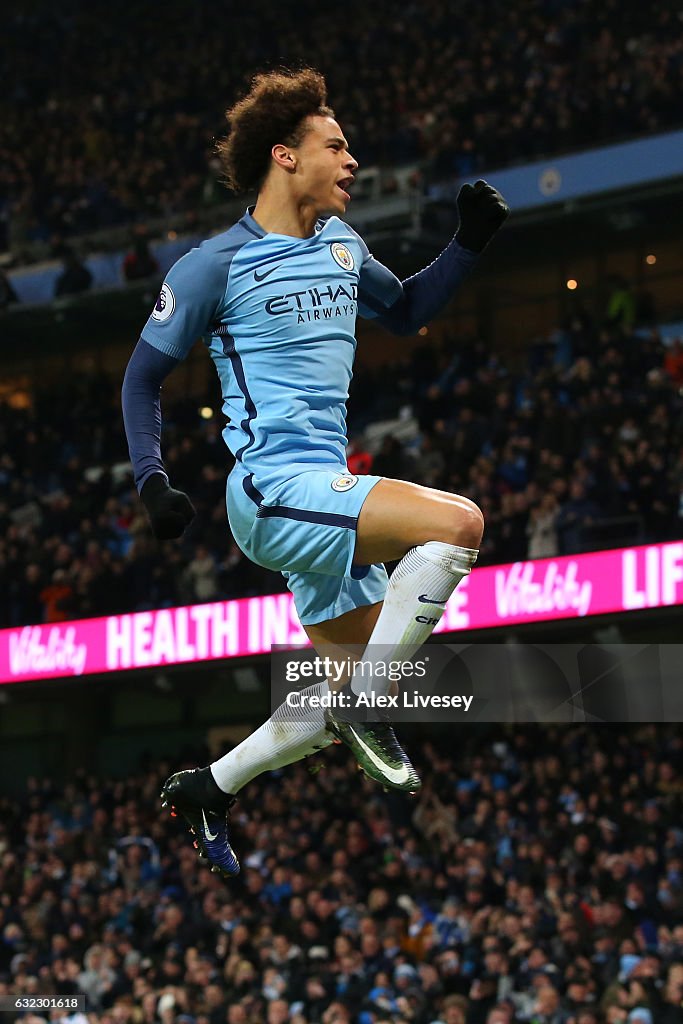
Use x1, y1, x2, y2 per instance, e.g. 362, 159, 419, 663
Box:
141, 209, 405, 491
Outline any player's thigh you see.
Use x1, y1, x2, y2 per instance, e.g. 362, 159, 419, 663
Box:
354, 478, 484, 566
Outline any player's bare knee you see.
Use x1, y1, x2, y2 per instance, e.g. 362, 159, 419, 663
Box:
416, 495, 483, 549
456, 504, 484, 548
441, 500, 484, 549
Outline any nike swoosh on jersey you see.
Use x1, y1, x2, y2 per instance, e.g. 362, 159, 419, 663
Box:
202, 808, 219, 841
348, 725, 411, 785
254, 264, 281, 282
418, 594, 447, 605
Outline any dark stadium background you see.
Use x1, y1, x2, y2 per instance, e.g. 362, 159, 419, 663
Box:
1, 3, 682, 1023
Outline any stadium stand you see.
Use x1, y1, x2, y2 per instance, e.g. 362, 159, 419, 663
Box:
3, 9, 683, 1024
0, 727, 681, 1024
2, 1, 682, 256
1, 309, 681, 628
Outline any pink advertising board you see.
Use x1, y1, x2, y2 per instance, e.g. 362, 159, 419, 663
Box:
2, 541, 682, 684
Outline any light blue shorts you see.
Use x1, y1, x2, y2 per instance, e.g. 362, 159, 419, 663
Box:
227, 464, 389, 625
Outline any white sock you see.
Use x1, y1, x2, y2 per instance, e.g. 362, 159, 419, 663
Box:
350, 541, 478, 699
209, 682, 333, 794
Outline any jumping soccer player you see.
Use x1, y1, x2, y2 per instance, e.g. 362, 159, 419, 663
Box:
122, 68, 508, 877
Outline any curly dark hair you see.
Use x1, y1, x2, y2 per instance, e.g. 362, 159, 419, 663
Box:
216, 68, 335, 193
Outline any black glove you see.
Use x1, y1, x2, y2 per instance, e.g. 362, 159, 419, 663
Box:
140, 473, 195, 540
455, 179, 509, 253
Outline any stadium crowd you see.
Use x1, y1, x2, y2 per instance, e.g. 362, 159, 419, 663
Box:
0, 726, 682, 1024
1, 308, 682, 629
2, 0, 683, 255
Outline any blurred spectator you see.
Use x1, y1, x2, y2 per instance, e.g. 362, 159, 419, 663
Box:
54, 248, 93, 298
663, 340, 683, 387
373, 435, 409, 478
605, 277, 636, 334
499, 492, 530, 562
184, 543, 220, 602
347, 437, 373, 476
527, 494, 560, 560
123, 228, 160, 282
556, 483, 600, 555
528, 984, 565, 1023
415, 432, 447, 488
39, 567, 73, 622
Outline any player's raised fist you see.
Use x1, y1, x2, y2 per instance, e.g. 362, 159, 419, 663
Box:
455, 179, 509, 253
141, 474, 196, 540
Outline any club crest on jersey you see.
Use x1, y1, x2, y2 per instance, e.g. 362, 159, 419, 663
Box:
330, 242, 354, 272
331, 474, 358, 492
151, 283, 175, 322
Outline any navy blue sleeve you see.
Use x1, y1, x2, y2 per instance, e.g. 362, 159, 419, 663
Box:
124, 243, 230, 491
122, 338, 180, 492
356, 232, 478, 337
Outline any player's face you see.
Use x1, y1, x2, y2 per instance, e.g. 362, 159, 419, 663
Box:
294, 116, 358, 215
